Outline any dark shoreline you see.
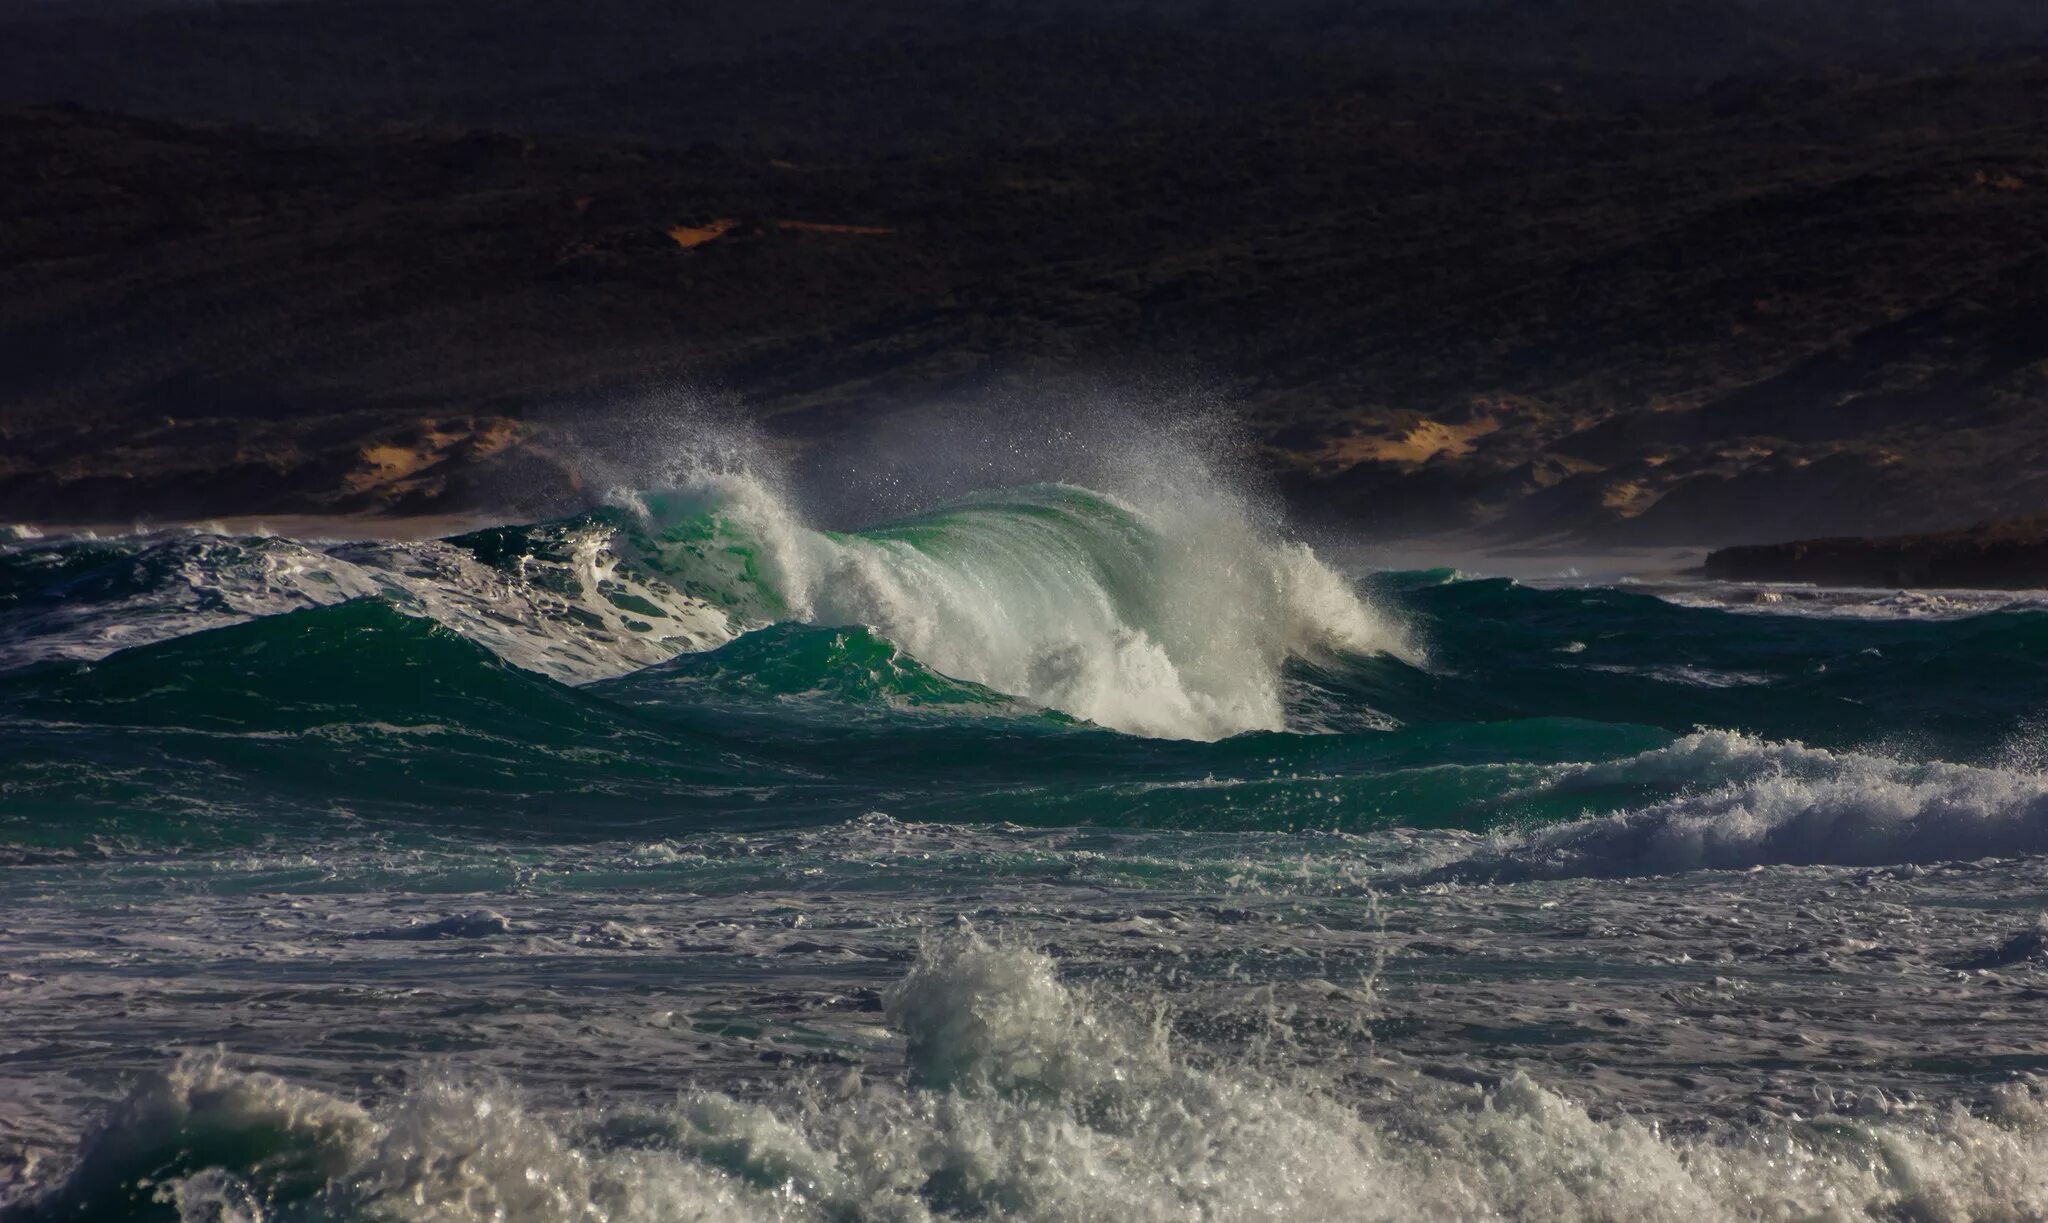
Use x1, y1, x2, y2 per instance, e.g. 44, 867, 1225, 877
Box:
1704, 520, 2048, 591
8, 52, 2048, 543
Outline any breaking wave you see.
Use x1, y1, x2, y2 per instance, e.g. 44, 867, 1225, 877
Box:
0, 466, 1411, 741
599, 470, 1417, 739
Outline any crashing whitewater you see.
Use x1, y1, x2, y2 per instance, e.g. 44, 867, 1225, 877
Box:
16, 929, 2048, 1223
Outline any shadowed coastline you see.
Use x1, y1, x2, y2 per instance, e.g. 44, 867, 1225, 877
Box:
5, 0, 2048, 546
1706, 518, 2048, 590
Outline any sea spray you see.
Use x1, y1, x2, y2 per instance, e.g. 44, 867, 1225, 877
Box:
519, 412, 1417, 737
624, 480, 1412, 739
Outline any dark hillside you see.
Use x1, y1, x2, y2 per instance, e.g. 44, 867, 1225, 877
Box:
6, 3, 2048, 538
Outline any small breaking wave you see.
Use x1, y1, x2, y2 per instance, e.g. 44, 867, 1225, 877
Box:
1436, 730, 2048, 880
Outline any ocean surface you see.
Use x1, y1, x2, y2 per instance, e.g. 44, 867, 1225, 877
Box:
4, 460, 2048, 1221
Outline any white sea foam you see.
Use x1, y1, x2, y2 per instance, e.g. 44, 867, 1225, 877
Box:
1652, 581, 2048, 620
1581, 663, 1773, 688
0, 528, 735, 683
19, 930, 2048, 1223
1449, 730, 2048, 879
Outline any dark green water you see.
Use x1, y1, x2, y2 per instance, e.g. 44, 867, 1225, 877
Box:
3, 490, 2043, 856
